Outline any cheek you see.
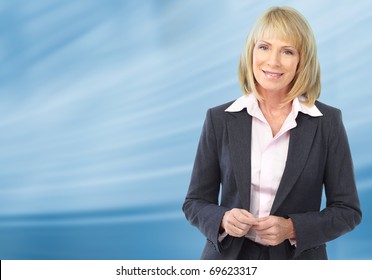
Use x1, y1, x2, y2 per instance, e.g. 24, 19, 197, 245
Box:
286, 60, 299, 76
292, 58, 300, 72
252, 54, 264, 75
253, 52, 264, 66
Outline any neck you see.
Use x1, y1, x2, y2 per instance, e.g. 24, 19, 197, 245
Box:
257, 85, 290, 107
259, 94, 290, 113
257, 89, 292, 117
257, 93, 293, 137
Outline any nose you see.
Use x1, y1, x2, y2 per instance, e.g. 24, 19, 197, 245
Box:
267, 50, 281, 67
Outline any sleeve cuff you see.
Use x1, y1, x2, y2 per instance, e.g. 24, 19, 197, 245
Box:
218, 231, 228, 242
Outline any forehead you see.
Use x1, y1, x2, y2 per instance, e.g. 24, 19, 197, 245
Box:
254, 24, 300, 50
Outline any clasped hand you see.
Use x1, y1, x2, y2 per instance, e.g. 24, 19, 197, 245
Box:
220, 208, 295, 246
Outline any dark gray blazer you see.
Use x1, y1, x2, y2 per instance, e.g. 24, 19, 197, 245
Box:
183, 99, 362, 260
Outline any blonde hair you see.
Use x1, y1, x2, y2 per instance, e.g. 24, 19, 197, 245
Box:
238, 6, 321, 106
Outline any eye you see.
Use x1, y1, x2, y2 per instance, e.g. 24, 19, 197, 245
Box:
257, 44, 269, 51
283, 49, 295, 55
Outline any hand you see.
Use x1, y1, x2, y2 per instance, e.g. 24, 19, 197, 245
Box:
220, 208, 258, 238
253, 216, 296, 246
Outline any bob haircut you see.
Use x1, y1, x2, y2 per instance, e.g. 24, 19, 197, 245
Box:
238, 6, 321, 106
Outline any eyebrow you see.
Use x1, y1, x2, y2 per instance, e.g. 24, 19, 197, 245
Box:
257, 40, 296, 49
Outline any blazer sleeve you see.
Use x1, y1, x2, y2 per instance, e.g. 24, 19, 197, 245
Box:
289, 109, 362, 257
182, 109, 230, 253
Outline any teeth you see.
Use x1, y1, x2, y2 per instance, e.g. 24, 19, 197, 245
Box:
264, 71, 282, 77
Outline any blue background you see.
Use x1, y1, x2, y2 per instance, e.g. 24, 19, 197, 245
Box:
0, 0, 371, 259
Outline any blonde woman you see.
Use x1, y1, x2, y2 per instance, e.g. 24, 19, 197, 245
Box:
183, 6, 361, 260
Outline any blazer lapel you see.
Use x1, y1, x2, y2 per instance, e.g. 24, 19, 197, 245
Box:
270, 113, 320, 214
226, 110, 252, 211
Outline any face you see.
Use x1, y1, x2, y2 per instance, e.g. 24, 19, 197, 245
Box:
253, 38, 300, 97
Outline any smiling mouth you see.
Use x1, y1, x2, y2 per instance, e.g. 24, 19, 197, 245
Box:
263, 70, 283, 78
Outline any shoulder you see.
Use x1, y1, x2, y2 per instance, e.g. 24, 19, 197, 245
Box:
202, 100, 242, 132
315, 100, 343, 124
204, 100, 236, 122
208, 100, 235, 114
314, 101, 347, 138
315, 100, 342, 117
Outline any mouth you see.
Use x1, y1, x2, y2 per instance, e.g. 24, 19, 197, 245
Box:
263, 70, 283, 78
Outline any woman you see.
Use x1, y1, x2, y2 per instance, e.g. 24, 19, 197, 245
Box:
182, 6, 362, 260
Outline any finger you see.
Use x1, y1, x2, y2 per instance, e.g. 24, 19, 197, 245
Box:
233, 209, 258, 225
254, 221, 272, 231
256, 216, 270, 223
229, 217, 253, 233
226, 211, 246, 229
254, 216, 277, 230
226, 218, 253, 237
224, 212, 250, 234
226, 223, 247, 237
255, 228, 275, 238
